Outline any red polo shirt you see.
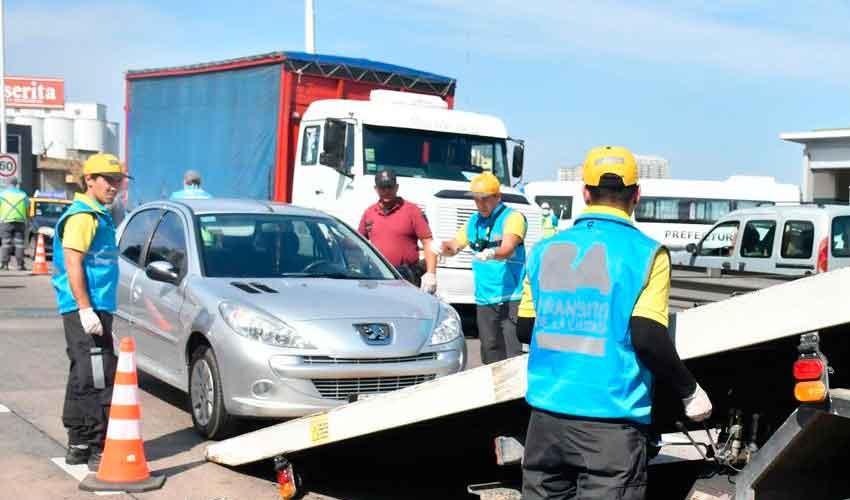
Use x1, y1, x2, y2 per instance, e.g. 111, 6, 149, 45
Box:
358, 198, 432, 266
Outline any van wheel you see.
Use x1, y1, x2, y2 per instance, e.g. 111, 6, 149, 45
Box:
189, 345, 234, 439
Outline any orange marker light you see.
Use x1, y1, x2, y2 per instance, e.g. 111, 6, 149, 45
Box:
275, 457, 297, 500
795, 381, 827, 403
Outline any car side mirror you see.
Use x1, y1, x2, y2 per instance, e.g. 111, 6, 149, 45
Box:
685, 243, 697, 255
320, 118, 347, 172
512, 143, 525, 179
145, 260, 179, 285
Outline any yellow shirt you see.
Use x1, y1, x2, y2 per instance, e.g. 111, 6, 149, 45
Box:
454, 210, 527, 248
62, 194, 103, 253
518, 205, 670, 327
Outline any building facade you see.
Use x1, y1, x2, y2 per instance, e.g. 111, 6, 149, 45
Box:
558, 154, 670, 182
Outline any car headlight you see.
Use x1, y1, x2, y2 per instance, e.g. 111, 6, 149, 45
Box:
430, 303, 463, 345
219, 301, 315, 349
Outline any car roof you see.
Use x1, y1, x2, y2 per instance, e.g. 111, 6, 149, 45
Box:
140, 198, 332, 218
723, 204, 850, 219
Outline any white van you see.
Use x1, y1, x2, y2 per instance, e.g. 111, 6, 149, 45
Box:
674, 205, 850, 275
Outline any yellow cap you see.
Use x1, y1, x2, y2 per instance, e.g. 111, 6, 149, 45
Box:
582, 146, 638, 187
468, 172, 501, 197
82, 153, 130, 178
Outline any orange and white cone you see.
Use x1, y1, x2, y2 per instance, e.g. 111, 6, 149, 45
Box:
79, 337, 165, 492
31, 233, 49, 275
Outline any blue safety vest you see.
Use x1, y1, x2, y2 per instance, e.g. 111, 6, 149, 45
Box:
170, 185, 212, 200
52, 196, 119, 314
525, 211, 661, 424
466, 203, 526, 305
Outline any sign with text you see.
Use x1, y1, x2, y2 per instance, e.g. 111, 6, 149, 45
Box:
5, 77, 64, 109
0, 154, 20, 182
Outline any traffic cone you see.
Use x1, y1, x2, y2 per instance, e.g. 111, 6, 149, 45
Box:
31, 233, 49, 275
79, 337, 165, 492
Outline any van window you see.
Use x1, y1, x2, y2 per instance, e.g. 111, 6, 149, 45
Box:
781, 220, 814, 259
698, 221, 739, 257
832, 216, 850, 258
740, 220, 776, 258
534, 196, 572, 220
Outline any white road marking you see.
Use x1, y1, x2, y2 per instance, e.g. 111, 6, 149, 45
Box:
0, 404, 10, 413
49, 458, 122, 496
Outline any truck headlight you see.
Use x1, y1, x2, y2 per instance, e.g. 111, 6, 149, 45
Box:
219, 301, 315, 349
430, 303, 462, 345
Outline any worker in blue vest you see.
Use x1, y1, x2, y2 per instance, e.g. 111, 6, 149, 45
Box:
517, 146, 712, 500
0, 177, 29, 270
170, 170, 212, 200
53, 153, 130, 472
439, 172, 526, 364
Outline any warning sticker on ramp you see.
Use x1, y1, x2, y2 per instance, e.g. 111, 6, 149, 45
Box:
310, 414, 329, 444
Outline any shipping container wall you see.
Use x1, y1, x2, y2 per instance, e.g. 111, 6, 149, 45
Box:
127, 64, 282, 206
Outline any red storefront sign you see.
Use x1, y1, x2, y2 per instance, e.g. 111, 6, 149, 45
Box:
4, 77, 64, 109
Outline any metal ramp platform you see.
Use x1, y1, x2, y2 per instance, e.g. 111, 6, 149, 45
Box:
207, 268, 850, 467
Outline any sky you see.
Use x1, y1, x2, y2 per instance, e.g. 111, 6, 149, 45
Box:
9, 0, 850, 185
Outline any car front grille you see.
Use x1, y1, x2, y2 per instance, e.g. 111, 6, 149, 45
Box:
303, 353, 438, 365
312, 374, 436, 400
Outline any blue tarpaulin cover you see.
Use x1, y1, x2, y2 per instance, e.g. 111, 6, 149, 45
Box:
128, 63, 281, 206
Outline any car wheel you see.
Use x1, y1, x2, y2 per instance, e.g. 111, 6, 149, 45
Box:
189, 345, 234, 439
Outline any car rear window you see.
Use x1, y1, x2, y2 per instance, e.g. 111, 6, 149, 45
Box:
832, 216, 850, 258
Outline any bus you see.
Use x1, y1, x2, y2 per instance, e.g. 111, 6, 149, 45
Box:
523, 176, 801, 249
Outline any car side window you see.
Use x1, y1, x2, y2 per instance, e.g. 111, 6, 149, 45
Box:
144, 211, 188, 277
832, 216, 850, 258
781, 220, 814, 259
740, 220, 776, 258
118, 209, 162, 266
698, 221, 739, 257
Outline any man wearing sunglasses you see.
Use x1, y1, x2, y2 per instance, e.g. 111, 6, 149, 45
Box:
439, 172, 526, 364
52, 153, 130, 472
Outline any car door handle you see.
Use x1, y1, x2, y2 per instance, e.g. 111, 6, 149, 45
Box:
721, 262, 731, 270
315, 189, 324, 195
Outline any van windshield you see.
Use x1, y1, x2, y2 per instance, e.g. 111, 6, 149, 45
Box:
197, 214, 397, 279
363, 125, 509, 185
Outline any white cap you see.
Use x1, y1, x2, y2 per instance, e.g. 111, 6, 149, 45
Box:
540, 202, 550, 209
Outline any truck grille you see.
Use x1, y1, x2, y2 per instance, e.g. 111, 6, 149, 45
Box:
313, 374, 436, 400
303, 353, 437, 365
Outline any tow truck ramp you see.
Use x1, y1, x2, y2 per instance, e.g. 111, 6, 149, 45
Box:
207, 267, 850, 467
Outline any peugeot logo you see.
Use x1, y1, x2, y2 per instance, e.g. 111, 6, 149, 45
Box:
355, 323, 392, 345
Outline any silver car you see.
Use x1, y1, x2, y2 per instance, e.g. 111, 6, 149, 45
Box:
114, 199, 466, 438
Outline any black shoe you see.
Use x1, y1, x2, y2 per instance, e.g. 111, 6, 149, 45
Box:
65, 445, 91, 465
87, 449, 103, 472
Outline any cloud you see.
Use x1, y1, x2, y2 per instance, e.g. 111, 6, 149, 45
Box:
380, 0, 850, 83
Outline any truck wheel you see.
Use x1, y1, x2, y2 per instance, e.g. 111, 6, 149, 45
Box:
189, 345, 234, 439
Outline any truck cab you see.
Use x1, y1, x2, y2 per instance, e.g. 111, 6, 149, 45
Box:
291, 90, 542, 305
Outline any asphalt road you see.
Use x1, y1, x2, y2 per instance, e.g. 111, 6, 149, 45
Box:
0, 268, 496, 500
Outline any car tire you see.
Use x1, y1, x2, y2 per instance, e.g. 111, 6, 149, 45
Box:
188, 345, 235, 440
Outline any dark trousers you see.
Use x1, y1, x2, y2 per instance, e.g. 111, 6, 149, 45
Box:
62, 310, 117, 450
476, 301, 521, 364
522, 409, 648, 500
0, 221, 25, 266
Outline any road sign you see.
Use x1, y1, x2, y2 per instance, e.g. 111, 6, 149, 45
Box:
0, 154, 19, 179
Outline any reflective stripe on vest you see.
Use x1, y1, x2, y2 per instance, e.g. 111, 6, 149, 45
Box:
466, 204, 526, 305
0, 189, 27, 222
51, 199, 119, 314
526, 212, 661, 424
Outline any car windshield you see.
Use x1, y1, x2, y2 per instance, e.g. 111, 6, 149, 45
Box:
363, 125, 509, 185
197, 213, 397, 280
35, 201, 69, 217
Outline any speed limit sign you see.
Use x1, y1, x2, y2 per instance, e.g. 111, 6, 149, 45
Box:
0, 154, 18, 179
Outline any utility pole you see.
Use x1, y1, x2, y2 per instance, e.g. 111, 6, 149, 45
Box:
0, 0, 7, 153
305, 0, 315, 54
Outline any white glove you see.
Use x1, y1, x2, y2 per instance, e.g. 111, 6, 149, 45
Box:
429, 240, 444, 256
682, 384, 712, 422
474, 248, 496, 262
79, 307, 103, 336
420, 272, 437, 294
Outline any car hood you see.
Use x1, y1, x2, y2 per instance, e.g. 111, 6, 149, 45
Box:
194, 277, 438, 321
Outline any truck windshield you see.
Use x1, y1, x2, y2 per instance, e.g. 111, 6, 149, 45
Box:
197, 213, 397, 280
363, 125, 509, 185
